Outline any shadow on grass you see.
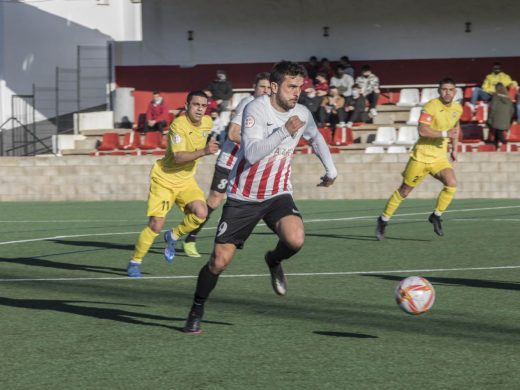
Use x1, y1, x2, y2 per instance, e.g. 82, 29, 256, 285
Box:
0, 296, 232, 330
0, 256, 134, 276
365, 274, 520, 291
314, 331, 378, 338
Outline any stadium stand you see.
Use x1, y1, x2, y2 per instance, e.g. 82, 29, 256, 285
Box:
97, 132, 122, 151
387, 146, 407, 153
406, 106, 422, 125
419, 88, 439, 105
507, 123, 520, 142
364, 146, 385, 154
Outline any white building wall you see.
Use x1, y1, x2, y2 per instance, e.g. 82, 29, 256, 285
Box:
0, 0, 141, 124
116, 0, 520, 66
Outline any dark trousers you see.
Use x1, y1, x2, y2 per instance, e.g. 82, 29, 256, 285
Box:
365, 92, 379, 109
144, 120, 167, 133
319, 107, 346, 127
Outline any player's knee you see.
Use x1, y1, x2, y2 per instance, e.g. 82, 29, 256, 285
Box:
191, 212, 207, 224
286, 233, 305, 252
398, 187, 412, 198
209, 254, 231, 274
148, 217, 165, 233
445, 178, 457, 188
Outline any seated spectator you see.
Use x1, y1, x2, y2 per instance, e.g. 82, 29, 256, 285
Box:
208, 69, 233, 112
314, 72, 329, 96
306, 56, 320, 80
319, 86, 346, 129
203, 89, 219, 115
487, 83, 514, 149
299, 84, 324, 126
144, 91, 169, 133
330, 66, 354, 97
343, 84, 369, 127
339, 55, 355, 78
318, 57, 334, 79
355, 65, 380, 117
470, 63, 518, 110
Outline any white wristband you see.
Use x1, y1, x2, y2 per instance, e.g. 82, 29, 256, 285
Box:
441, 131, 448, 138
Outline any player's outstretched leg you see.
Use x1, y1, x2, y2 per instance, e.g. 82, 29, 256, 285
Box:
428, 213, 444, 236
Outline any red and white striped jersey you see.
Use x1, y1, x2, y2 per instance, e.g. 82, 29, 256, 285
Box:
228, 94, 318, 202
215, 95, 253, 170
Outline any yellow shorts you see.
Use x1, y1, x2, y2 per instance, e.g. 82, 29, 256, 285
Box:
147, 176, 205, 218
402, 158, 452, 187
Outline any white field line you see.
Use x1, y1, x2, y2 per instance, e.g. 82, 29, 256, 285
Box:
0, 265, 519, 283
1, 204, 520, 246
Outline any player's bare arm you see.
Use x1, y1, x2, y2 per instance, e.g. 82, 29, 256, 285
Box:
227, 123, 241, 143
450, 121, 461, 161
173, 138, 219, 164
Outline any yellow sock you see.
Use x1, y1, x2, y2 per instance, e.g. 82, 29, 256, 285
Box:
435, 186, 456, 214
382, 190, 405, 219
173, 213, 206, 239
132, 226, 159, 262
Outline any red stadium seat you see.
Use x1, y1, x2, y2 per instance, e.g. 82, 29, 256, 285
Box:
463, 87, 473, 99
460, 104, 473, 123
110, 151, 126, 156
121, 131, 142, 150
476, 144, 496, 152
97, 132, 121, 151
460, 124, 484, 143
151, 150, 166, 156
508, 85, 518, 102
475, 103, 487, 123
318, 127, 332, 144
455, 144, 472, 153
332, 126, 353, 146
329, 147, 341, 153
507, 124, 520, 142
297, 136, 308, 147
500, 144, 518, 152
140, 132, 163, 150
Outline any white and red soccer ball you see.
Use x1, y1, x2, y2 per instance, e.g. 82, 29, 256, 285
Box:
395, 276, 435, 315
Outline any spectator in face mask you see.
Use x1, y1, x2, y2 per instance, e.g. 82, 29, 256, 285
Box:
344, 84, 368, 128
299, 84, 324, 126
319, 86, 346, 129
355, 65, 380, 117
144, 91, 169, 133
208, 70, 234, 112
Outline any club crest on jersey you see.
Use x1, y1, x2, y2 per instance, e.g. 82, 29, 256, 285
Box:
203, 131, 209, 137
452, 112, 458, 118
172, 134, 182, 144
244, 115, 255, 128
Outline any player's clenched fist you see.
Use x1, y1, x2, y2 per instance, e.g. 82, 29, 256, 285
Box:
285, 115, 305, 135
205, 137, 220, 155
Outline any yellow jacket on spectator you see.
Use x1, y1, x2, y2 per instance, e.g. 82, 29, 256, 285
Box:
482, 72, 517, 93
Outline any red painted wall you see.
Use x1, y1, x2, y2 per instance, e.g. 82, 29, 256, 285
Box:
116, 57, 520, 91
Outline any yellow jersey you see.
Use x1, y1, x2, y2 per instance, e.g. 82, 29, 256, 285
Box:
151, 114, 213, 187
411, 98, 462, 163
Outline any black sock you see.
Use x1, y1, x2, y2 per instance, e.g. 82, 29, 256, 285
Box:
185, 206, 214, 243
193, 263, 219, 306
266, 240, 300, 267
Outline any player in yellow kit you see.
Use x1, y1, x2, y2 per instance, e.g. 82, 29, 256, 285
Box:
128, 91, 220, 277
375, 78, 462, 240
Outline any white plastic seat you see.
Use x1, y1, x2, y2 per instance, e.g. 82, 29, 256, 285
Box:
396, 88, 420, 107
372, 126, 397, 146
365, 146, 385, 154
420, 88, 440, 105
387, 146, 408, 154
406, 107, 422, 125
395, 126, 419, 146
455, 87, 464, 102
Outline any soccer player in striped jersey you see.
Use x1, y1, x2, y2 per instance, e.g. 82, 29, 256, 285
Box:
182, 72, 271, 258
184, 61, 338, 333
375, 78, 462, 240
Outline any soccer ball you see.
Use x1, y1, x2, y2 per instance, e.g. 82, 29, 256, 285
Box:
395, 276, 435, 315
